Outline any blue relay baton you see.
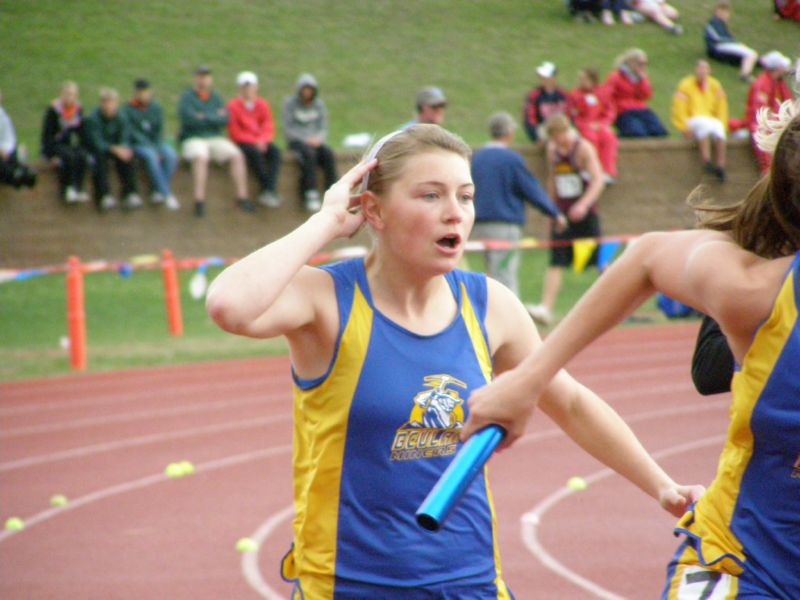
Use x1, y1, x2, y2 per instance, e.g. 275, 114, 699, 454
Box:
416, 424, 506, 531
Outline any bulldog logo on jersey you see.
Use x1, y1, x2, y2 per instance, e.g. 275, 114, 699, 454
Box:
390, 374, 466, 461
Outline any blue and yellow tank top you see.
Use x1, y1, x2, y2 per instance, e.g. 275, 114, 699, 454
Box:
284, 258, 509, 597
674, 252, 800, 596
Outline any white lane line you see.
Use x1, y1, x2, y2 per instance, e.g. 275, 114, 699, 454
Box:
520, 434, 727, 599
241, 504, 295, 600
0, 444, 292, 544
0, 376, 280, 417
0, 413, 292, 472
1, 395, 274, 438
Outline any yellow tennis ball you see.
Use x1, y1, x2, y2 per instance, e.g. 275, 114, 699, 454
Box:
178, 461, 195, 476
567, 476, 588, 491
5, 517, 25, 531
50, 494, 69, 507
165, 463, 185, 479
236, 537, 259, 553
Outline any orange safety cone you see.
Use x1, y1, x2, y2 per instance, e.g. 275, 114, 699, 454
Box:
66, 256, 87, 370
161, 249, 184, 336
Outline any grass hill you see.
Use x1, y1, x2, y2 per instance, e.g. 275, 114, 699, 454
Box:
1, 1, 798, 155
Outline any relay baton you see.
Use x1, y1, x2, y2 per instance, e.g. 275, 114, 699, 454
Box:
415, 424, 506, 531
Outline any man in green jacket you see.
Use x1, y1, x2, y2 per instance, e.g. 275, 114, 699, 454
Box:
124, 79, 179, 210
177, 65, 251, 216
85, 87, 142, 211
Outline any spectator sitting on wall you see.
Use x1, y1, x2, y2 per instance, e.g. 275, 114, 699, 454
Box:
178, 65, 252, 217
124, 79, 180, 210
704, 0, 760, 83
569, 68, 619, 183
605, 48, 669, 138
742, 51, 794, 175
85, 87, 143, 211
523, 61, 570, 143
228, 70, 284, 209
40, 81, 90, 204
0, 90, 36, 190
671, 59, 729, 183
282, 73, 338, 212
774, 0, 800, 21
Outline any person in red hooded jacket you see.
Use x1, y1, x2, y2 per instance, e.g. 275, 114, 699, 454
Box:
774, 0, 800, 21
605, 48, 668, 138
569, 67, 619, 182
743, 51, 794, 174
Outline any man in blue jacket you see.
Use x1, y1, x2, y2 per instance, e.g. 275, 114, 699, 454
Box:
471, 112, 566, 299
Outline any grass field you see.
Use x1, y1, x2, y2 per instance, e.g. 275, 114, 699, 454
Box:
0, 248, 671, 381
2, 1, 798, 154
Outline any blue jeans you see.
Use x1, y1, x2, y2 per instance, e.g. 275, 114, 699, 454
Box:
615, 109, 668, 138
134, 143, 177, 196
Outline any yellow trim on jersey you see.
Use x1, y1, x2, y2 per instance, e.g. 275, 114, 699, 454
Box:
290, 283, 374, 583
460, 282, 493, 382
461, 282, 510, 597
484, 468, 512, 599
665, 542, 739, 600
680, 271, 797, 573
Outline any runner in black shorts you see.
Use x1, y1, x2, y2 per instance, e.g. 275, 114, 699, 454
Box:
526, 113, 606, 325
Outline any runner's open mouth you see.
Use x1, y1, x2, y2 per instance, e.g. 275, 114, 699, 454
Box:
437, 234, 461, 249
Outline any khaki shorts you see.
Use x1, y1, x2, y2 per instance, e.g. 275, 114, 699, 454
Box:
181, 137, 240, 163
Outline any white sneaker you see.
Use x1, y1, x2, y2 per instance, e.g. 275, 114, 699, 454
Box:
151, 192, 166, 204
525, 303, 554, 325
75, 189, 90, 202
100, 195, 117, 210
165, 195, 181, 211
258, 190, 283, 208
303, 190, 321, 212
65, 186, 79, 203
124, 193, 143, 209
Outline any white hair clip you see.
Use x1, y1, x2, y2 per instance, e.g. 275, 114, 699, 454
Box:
754, 98, 800, 155
359, 130, 404, 193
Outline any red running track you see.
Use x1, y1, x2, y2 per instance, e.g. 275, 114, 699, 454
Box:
0, 322, 728, 599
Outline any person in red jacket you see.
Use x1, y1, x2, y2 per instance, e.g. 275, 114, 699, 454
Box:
228, 71, 283, 208
744, 51, 794, 174
605, 48, 668, 138
774, 0, 800, 21
569, 68, 619, 181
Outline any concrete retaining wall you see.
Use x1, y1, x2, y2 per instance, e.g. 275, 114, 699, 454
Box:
0, 138, 759, 268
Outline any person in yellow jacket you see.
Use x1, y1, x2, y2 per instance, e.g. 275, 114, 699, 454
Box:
671, 59, 729, 181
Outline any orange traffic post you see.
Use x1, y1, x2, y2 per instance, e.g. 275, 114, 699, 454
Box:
161, 249, 184, 337
66, 256, 87, 371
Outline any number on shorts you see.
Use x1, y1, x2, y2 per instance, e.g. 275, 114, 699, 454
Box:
685, 570, 722, 600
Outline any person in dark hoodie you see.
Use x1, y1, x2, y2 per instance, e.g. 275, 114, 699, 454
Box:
40, 81, 90, 203
282, 73, 337, 212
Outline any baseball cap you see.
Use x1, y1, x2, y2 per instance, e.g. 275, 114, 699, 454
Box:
236, 71, 258, 86
536, 61, 557, 78
133, 78, 151, 90
416, 86, 447, 108
195, 65, 212, 75
761, 50, 791, 71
